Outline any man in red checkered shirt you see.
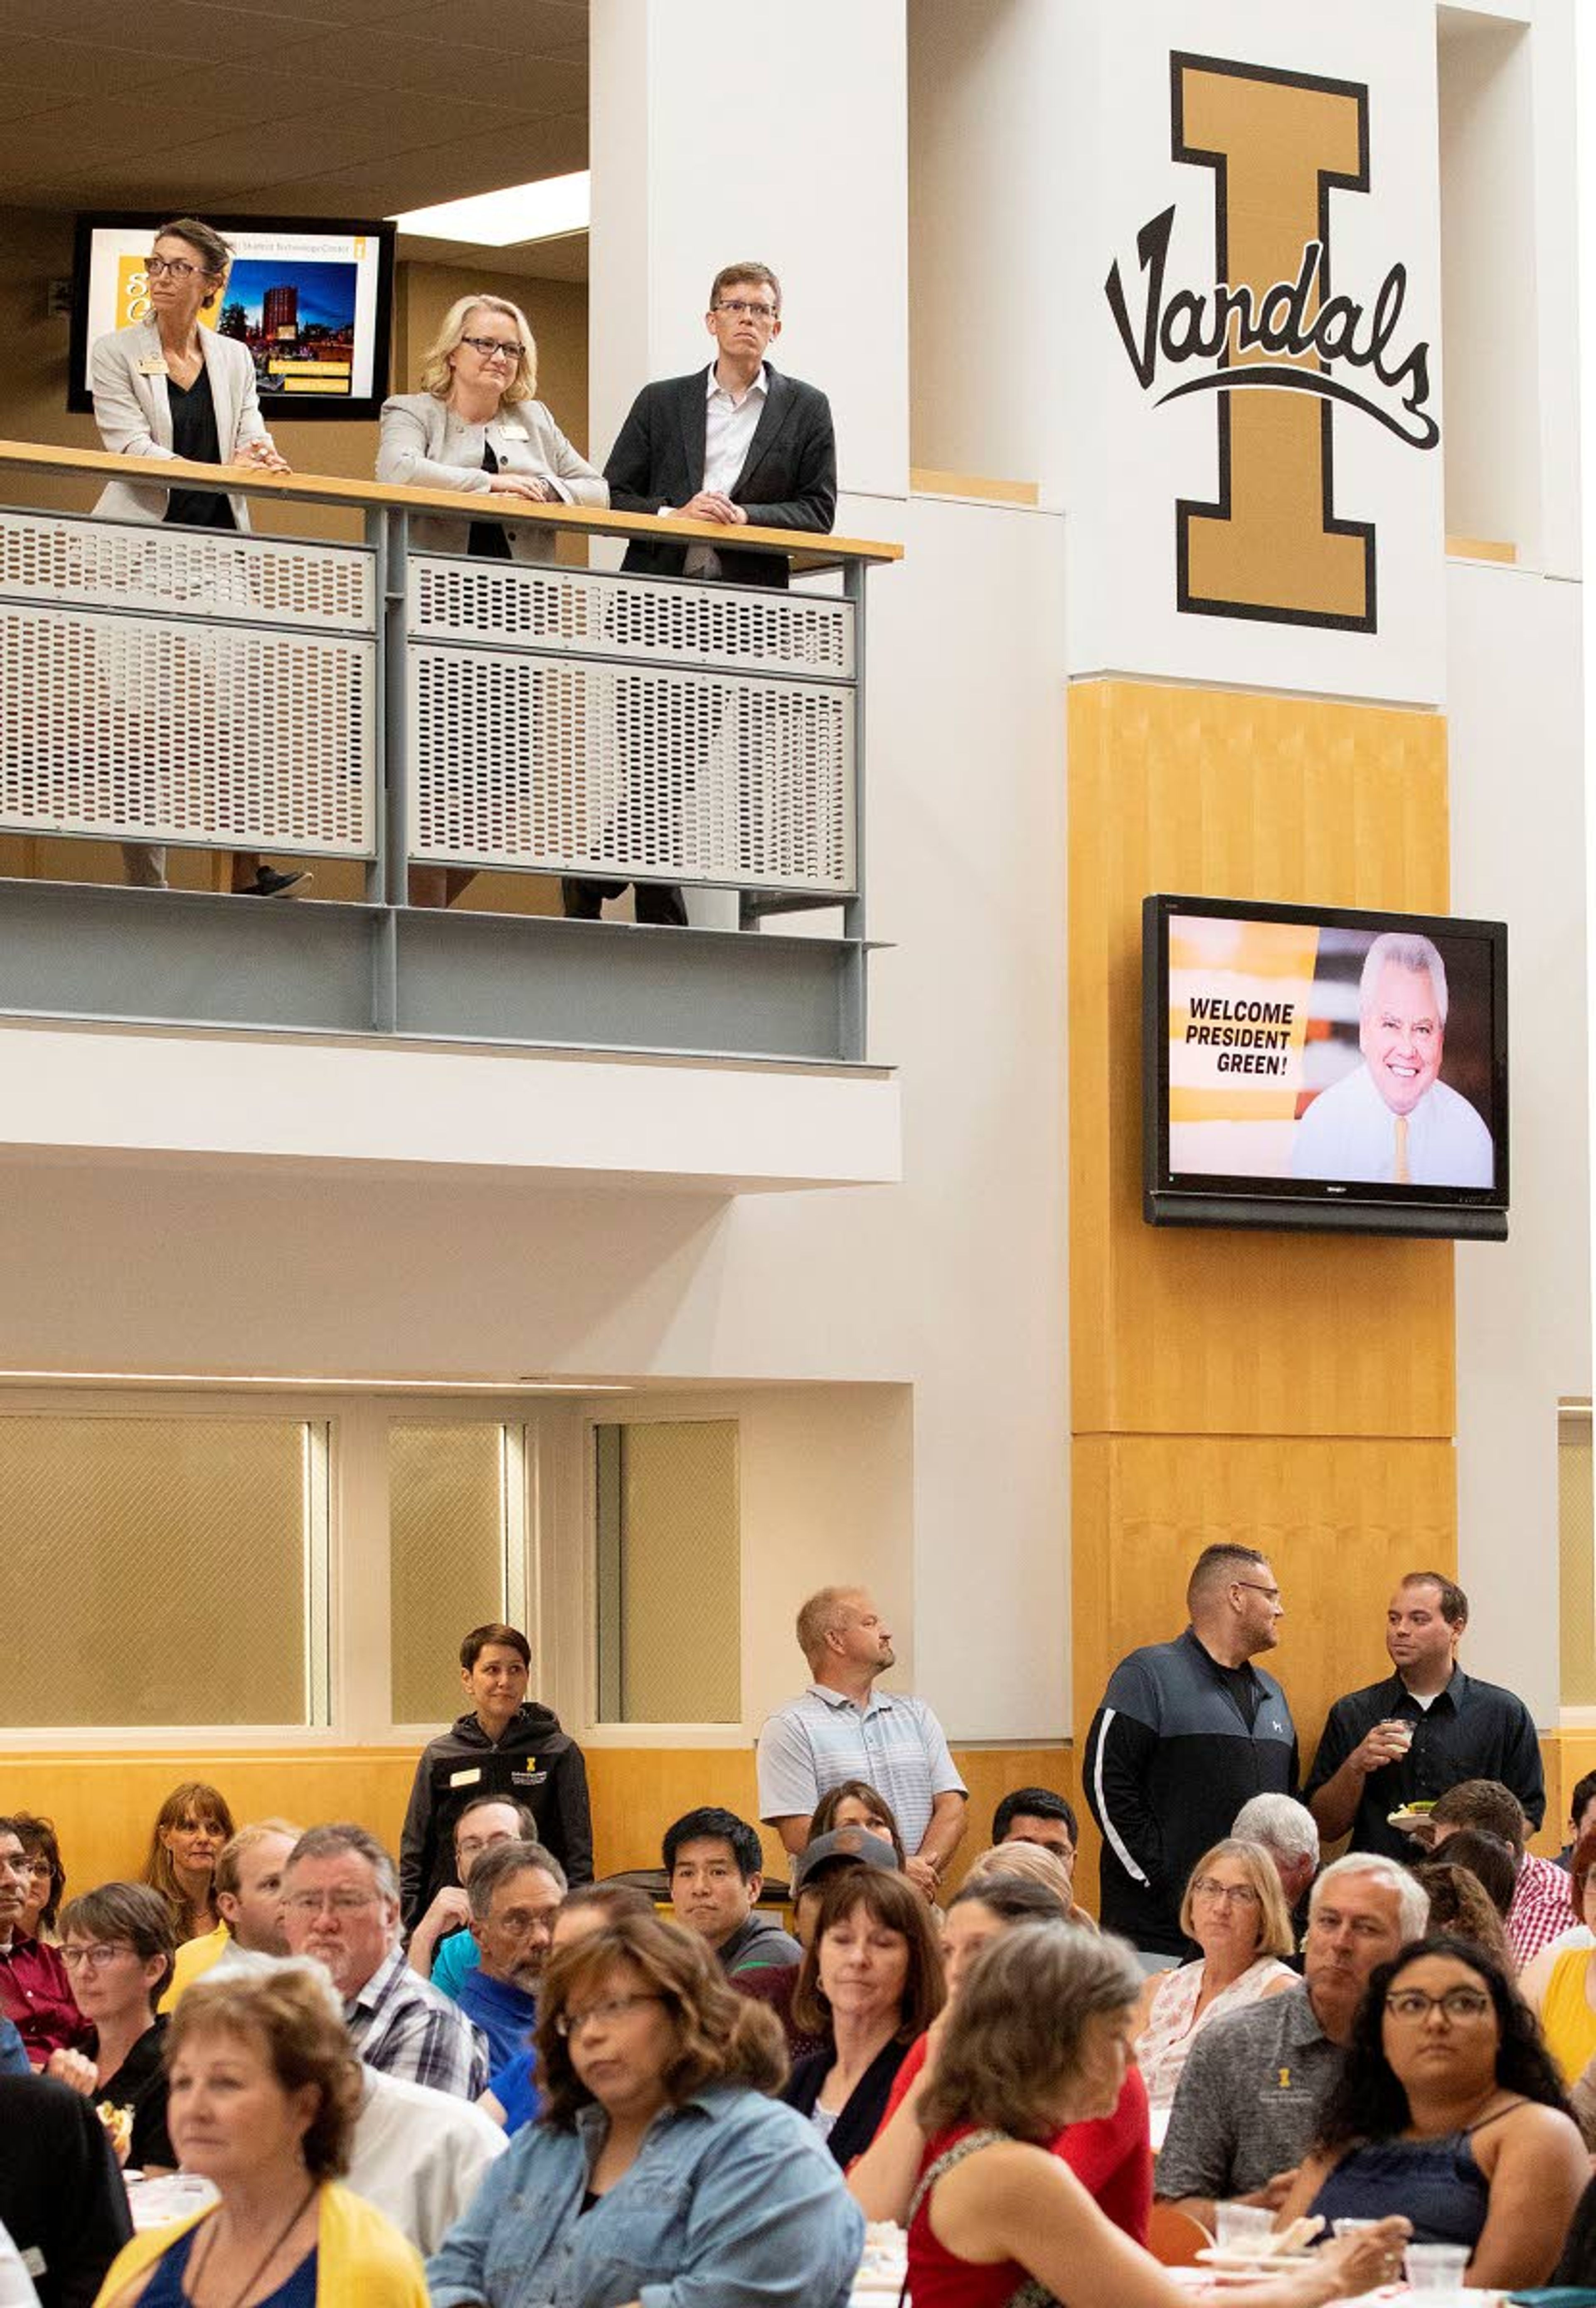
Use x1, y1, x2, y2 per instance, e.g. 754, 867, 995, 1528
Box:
1428, 1779, 1571, 1970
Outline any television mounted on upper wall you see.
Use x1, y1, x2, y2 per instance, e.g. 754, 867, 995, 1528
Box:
66, 211, 396, 421
1142, 893, 1509, 1242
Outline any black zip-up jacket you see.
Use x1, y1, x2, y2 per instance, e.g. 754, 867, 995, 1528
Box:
399, 1701, 594, 1932
1083, 1627, 1298, 1956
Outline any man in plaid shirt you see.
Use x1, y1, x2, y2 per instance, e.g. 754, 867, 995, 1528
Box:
281, 1822, 488, 2097
1428, 1780, 1573, 1971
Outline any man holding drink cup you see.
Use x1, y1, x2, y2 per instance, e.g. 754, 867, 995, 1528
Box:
1303, 1573, 1543, 1863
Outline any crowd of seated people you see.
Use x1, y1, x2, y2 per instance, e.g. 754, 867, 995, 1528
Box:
12, 1576, 1596, 2308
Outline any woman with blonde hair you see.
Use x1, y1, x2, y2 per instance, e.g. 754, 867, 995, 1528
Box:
92, 1966, 425, 2305
378, 294, 607, 908
961, 1839, 1097, 1930
139, 1782, 234, 1945
1132, 1837, 1295, 2111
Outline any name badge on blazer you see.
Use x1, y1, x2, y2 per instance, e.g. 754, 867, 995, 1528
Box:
137, 357, 170, 376
448, 1766, 483, 1789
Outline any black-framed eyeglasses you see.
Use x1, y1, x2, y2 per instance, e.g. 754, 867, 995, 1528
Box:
460, 336, 523, 362
61, 1942, 135, 1972
1233, 1581, 1281, 1602
1385, 1987, 1493, 2021
713, 299, 778, 323
145, 256, 210, 280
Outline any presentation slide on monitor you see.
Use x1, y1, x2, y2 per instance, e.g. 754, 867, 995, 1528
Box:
77, 222, 387, 406
1166, 914, 1497, 1191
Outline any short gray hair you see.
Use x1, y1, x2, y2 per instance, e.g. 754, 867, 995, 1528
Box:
1360, 932, 1448, 1027
1308, 1852, 1430, 1942
465, 1838, 567, 1921
285, 1823, 399, 1906
1232, 1794, 1320, 1867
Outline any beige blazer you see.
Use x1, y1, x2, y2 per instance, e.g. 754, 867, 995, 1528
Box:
377, 392, 607, 561
89, 319, 274, 529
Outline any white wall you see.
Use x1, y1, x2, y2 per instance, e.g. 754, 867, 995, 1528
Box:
1449, 558, 1588, 1722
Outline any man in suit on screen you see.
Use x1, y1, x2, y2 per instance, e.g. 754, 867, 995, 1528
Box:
563, 260, 837, 925
1290, 930, 1493, 1188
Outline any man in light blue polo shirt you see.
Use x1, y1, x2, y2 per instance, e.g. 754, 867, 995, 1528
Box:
756, 1586, 967, 1897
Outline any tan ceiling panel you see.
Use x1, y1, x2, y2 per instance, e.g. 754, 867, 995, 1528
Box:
384, 0, 585, 52
266, 30, 585, 109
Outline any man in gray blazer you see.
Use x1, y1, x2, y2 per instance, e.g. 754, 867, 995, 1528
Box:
564, 260, 837, 925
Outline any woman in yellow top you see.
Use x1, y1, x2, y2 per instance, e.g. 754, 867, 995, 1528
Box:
94, 1967, 425, 2308
1518, 1831, 1596, 2087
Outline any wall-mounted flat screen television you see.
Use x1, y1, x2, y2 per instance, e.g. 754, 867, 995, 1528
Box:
67, 212, 395, 420
1143, 894, 1509, 1241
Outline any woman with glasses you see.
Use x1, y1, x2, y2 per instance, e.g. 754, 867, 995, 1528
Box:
12, 1815, 64, 1943
377, 295, 607, 908
1271, 1935, 1587, 2287
89, 215, 308, 898
44, 1883, 176, 2172
426, 1909, 864, 2308
1131, 1838, 1295, 2111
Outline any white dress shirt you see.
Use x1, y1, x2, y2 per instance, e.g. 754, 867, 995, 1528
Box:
685, 361, 768, 577
346, 2068, 507, 2253
1288, 1060, 1494, 1188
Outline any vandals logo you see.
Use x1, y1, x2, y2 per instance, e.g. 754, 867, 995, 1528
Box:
1104, 53, 1439, 634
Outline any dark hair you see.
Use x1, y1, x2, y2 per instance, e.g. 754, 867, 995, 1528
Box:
1407, 1863, 1512, 1970
1187, 1544, 1269, 1613
948, 1874, 1071, 1926
709, 260, 781, 316
459, 1623, 531, 1672
1313, 1934, 1569, 2154
1430, 1780, 1525, 1853
168, 1967, 362, 2180
60, 1882, 177, 2005
466, 1839, 566, 1921
663, 1807, 764, 1882
920, 1924, 1143, 2144
1571, 1774, 1596, 1834
140, 1783, 236, 1930
992, 1787, 1079, 1848
12, 1813, 64, 1933
808, 1781, 908, 1868
1399, 1571, 1468, 1627
535, 1913, 786, 2127
791, 1867, 946, 2042
1432, 1829, 1517, 1921
1569, 1830, 1596, 1930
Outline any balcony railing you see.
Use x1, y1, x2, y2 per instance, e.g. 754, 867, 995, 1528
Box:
0, 441, 899, 1065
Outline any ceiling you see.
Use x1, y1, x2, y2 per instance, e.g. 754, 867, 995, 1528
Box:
0, 0, 590, 278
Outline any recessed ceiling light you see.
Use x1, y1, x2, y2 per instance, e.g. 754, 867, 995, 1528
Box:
391, 171, 590, 247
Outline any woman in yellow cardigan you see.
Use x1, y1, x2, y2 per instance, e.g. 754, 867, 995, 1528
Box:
95, 1967, 424, 2308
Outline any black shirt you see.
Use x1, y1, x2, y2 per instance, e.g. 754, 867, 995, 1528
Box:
0, 2073, 132, 2308
466, 441, 514, 560
163, 364, 236, 532
92, 2014, 174, 2170
1303, 1667, 1545, 1859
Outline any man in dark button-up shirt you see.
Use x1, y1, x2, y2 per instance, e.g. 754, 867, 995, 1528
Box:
1303, 1571, 1543, 1861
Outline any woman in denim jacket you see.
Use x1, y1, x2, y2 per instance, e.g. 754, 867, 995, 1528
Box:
426, 1909, 863, 2308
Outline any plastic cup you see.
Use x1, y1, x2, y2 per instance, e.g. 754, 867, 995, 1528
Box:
1215, 2203, 1277, 2252
1404, 2244, 1471, 2291
1332, 2219, 1384, 2239
1378, 1719, 1415, 1753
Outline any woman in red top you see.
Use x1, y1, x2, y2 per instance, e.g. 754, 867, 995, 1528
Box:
903, 1924, 1409, 2308
853, 1874, 1151, 2243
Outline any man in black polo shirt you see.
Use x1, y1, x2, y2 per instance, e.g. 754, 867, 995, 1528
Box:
1303, 1570, 1543, 1861
1083, 1544, 1298, 1957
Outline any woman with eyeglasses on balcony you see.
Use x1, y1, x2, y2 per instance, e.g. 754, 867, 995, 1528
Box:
378, 296, 608, 909
1270, 1935, 1587, 2288
426, 1909, 864, 2308
88, 215, 309, 899
1130, 1837, 1296, 2112
44, 1884, 177, 2173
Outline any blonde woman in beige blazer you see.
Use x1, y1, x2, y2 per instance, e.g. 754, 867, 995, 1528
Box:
377, 293, 606, 904
88, 215, 307, 896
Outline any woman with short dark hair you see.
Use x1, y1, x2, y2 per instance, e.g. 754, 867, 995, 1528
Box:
14, 1814, 65, 1941
1273, 1935, 1587, 2288
92, 1967, 425, 2306
46, 1883, 175, 2171
783, 1867, 944, 2168
427, 1911, 863, 2308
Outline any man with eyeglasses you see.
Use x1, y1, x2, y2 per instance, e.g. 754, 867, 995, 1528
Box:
279, 1822, 488, 2098
0, 1818, 86, 2062
1084, 1545, 1298, 1960
564, 259, 837, 926
1158, 1857, 1428, 2229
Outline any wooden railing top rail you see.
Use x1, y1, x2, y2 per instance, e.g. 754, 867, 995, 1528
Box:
0, 439, 903, 574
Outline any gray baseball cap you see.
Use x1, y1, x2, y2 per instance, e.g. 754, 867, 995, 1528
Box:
792, 1824, 900, 1896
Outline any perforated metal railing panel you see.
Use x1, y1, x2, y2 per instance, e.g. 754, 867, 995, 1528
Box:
0, 606, 377, 853
409, 557, 853, 678
407, 649, 855, 890
0, 509, 374, 630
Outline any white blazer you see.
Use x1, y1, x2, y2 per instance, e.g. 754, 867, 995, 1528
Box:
89, 319, 275, 529
377, 392, 607, 562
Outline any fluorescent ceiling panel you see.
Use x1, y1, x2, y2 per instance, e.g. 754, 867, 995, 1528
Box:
392, 170, 590, 246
